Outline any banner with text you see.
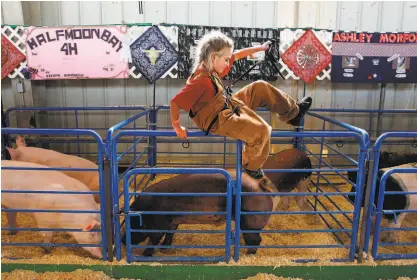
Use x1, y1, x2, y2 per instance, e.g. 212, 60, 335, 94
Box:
331, 32, 417, 83
25, 26, 129, 80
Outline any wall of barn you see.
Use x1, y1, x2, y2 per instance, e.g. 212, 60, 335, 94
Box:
2, 1, 416, 158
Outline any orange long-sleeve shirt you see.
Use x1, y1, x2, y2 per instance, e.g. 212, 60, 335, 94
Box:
171, 54, 235, 112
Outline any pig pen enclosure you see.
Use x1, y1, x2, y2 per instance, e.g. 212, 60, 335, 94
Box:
2, 104, 417, 280
1, 1, 417, 276
111, 107, 371, 264
1, 106, 152, 263
2, 105, 415, 266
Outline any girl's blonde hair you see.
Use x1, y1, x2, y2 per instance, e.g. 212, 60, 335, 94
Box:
192, 31, 234, 73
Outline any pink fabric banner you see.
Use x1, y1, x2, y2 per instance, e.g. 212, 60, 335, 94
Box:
25, 26, 129, 80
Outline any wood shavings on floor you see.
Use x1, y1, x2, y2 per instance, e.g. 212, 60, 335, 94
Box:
1, 269, 134, 280
2, 172, 417, 267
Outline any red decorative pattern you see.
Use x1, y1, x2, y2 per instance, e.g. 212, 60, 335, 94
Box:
281, 30, 332, 84
1, 35, 25, 79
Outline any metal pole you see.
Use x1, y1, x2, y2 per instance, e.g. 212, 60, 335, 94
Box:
149, 83, 157, 180
314, 120, 327, 211
357, 156, 374, 263
104, 159, 114, 261
376, 83, 386, 137
234, 140, 243, 261
293, 82, 306, 149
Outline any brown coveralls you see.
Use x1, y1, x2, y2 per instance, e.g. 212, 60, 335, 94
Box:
172, 69, 299, 171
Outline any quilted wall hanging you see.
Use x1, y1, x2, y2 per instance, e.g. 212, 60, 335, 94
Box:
331, 31, 417, 83
130, 25, 179, 84
1, 34, 26, 79
3, 24, 333, 83
177, 25, 280, 81
281, 29, 332, 84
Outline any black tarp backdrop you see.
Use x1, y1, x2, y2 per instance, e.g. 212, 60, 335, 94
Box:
1, 101, 11, 160
331, 32, 417, 83
177, 25, 280, 81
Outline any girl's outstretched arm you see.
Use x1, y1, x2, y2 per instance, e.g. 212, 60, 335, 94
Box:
233, 41, 272, 60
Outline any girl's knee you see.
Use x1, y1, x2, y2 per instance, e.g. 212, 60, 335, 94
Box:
263, 123, 272, 137
255, 123, 272, 139
247, 123, 271, 146
252, 80, 271, 90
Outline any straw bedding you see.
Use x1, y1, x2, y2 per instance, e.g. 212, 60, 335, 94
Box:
1, 269, 133, 280
1, 270, 415, 280
2, 171, 417, 267
240, 274, 303, 280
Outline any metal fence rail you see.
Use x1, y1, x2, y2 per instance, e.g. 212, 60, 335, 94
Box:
121, 168, 233, 263
361, 132, 417, 261
0, 128, 111, 261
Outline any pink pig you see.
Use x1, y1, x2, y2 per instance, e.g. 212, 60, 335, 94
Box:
1, 160, 103, 259
7, 136, 101, 202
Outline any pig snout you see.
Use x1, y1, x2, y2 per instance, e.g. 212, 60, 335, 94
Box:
88, 247, 103, 259
71, 218, 103, 259
72, 231, 103, 259
16, 135, 26, 147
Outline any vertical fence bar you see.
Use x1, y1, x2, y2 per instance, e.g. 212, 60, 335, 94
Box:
152, 108, 158, 167
111, 138, 122, 261
358, 154, 374, 262
376, 83, 386, 137
96, 140, 108, 262
293, 82, 307, 149
104, 158, 114, 261
364, 148, 381, 254
349, 144, 368, 261
234, 140, 243, 261
371, 169, 389, 259
134, 119, 137, 188
149, 108, 157, 180
225, 178, 232, 262
125, 212, 133, 263
314, 120, 327, 211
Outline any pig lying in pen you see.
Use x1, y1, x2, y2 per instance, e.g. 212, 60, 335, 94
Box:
122, 148, 312, 256
1, 160, 103, 259
6, 136, 101, 202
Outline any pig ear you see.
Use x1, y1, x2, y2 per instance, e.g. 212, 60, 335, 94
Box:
16, 135, 26, 147
6, 147, 19, 159
82, 220, 101, 232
